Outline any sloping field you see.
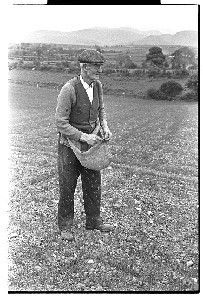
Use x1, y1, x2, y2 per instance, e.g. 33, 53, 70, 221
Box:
8, 83, 199, 291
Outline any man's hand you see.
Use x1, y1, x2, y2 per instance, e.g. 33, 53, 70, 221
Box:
102, 126, 112, 141
80, 133, 102, 146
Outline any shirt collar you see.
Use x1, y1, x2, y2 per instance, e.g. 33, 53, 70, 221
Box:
80, 75, 93, 89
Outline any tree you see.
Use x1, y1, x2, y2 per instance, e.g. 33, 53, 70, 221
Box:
147, 80, 183, 101
95, 45, 103, 53
159, 81, 183, 98
186, 74, 198, 92
142, 61, 147, 68
147, 88, 167, 100
22, 50, 26, 62
180, 74, 198, 101
119, 54, 134, 68
171, 47, 196, 70
146, 47, 166, 68
36, 48, 42, 63
148, 68, 161, 78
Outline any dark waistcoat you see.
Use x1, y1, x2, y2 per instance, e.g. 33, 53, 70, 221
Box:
69, 77, 100, 132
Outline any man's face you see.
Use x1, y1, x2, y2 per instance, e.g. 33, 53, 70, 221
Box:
85, 63, 103, 81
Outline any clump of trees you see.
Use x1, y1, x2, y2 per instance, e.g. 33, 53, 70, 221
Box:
95, 45, 104, 53
147, 76, 198, 102
146, 47, 166, 68
148, 68, 161, 78
171, 47, 196, 70
186, 73, 198, 92
118, 54, 136, 69
147, 80, 183, 101
179, 74, 199, 101
144, 46, 197, 80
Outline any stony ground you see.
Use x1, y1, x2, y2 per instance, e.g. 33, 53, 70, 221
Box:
8, 71, 199, 292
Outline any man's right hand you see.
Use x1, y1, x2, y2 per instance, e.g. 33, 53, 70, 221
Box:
79, 133, 102, 146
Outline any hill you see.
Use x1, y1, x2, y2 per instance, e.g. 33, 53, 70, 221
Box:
23, 27, 198, 47
139, 30, 198, 47
23, 27, 154, 45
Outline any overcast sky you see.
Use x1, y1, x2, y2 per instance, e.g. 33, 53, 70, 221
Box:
8, 4, 198, 43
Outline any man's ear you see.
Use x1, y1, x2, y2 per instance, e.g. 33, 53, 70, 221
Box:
83, 63, 88, 70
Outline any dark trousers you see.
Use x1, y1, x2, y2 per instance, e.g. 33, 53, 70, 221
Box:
57, 142, 101, 230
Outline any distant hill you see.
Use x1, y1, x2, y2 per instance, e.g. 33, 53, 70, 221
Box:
138, 30, 198, 47
23, 27, 198, 47
115, 27, 163, 36
23, 27, 152, 45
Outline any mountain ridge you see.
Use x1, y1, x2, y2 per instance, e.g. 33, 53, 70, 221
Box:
22, 27, 198, 47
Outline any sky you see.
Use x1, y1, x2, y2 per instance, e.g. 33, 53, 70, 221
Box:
7, 4, 199, 43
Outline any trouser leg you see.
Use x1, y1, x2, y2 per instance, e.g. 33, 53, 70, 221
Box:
80, 167, 113, 232
80, 167, 101, 219
57, 143, 80, 230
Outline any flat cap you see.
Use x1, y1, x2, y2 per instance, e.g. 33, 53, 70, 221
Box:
78, 49, 105, 63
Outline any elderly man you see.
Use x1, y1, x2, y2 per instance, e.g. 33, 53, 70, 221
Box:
55, 49, 113, 241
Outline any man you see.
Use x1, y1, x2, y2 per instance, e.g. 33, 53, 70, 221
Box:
55, 49, 114, 241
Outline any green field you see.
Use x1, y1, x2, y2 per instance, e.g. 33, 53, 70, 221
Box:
103, 44, 189, 64
8, 76, 198, 291
8, 69, 189, 98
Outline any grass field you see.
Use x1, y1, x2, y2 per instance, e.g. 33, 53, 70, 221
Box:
8, 76, 198, 291
8, 69, 189, 99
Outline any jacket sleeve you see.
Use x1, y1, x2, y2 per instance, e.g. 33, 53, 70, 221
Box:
55, 83, 82, 141
97, 80, 107, 126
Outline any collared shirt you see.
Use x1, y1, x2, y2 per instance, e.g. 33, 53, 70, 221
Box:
80, 75, 93, 103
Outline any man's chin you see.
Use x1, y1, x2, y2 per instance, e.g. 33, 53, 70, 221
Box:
93, 74, 100, 80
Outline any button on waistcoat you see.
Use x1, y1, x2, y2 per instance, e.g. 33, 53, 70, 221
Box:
69, 78, 100, 131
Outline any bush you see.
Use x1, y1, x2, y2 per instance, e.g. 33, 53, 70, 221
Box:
148, 69, 161, 78
20, 63, 36, 70
131, 70, 143, 77
103, 68, 114, 75
122, 69, 130, 77
166, 72, 172, 79
39, 65, 52, 71
159, 80, 183, 97
147, 88, 168, 100
186, 74, 198, 92
179, 91, 198, 102
8, 62, 18, 70
181, 69, 190, 76
126, 62, 137, 69
68, 66, 80, 73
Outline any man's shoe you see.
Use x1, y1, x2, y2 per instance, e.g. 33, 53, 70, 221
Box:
60, 230, 74, 241
59, 219, 74, 241
86, 217, 114, 232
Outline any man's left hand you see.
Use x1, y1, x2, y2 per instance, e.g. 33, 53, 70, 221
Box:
102, 126, 112, 141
